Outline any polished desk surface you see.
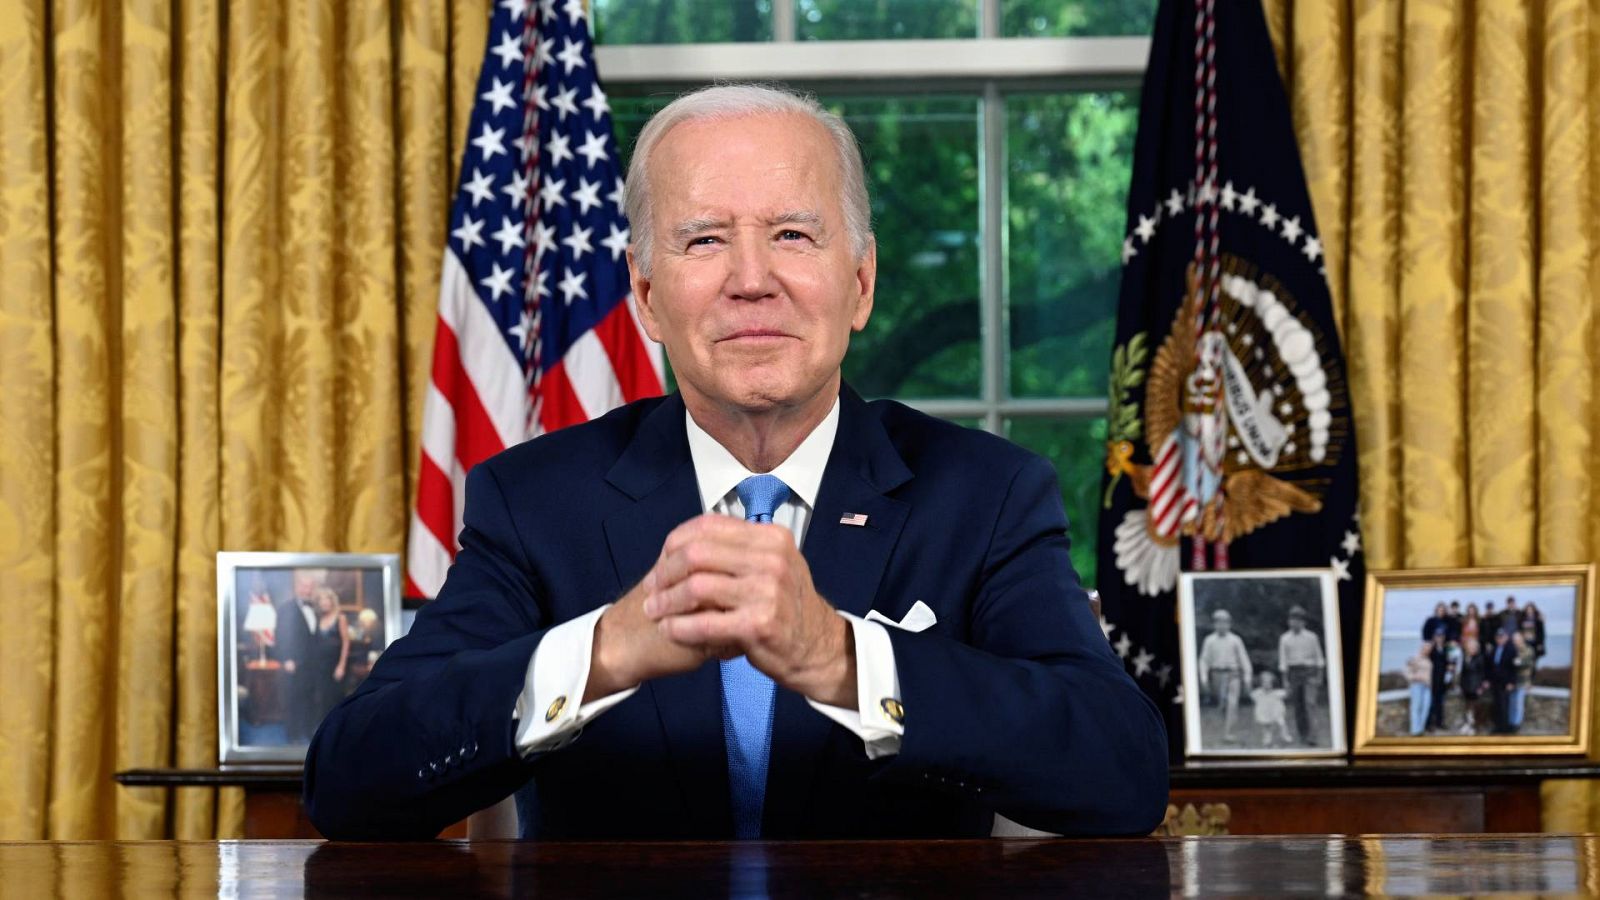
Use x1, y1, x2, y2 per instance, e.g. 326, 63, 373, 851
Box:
3, 835, 1599, 898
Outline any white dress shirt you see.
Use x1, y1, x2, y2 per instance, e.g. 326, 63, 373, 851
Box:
512, 397, 905, 759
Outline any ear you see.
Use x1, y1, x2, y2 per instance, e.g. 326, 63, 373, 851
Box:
850, 238, 876, 332
628, 246, 664, 343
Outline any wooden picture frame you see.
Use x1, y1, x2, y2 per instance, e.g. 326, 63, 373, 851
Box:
1354, 564, 1596, 757
217, 551, 402, 764
1178, 568, 1347, 758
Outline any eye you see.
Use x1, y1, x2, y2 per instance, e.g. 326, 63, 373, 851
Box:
687, 235, 720, 247
777, 229, 810, 242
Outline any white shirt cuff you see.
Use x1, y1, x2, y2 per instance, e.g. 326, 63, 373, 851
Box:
805, 612, 903, 760
513, 604, 639, 756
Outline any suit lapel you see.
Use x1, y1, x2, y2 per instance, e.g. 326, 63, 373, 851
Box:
763, 386, 912, 837
601, 395, 732, 836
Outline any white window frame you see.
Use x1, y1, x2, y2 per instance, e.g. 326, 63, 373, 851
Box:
595, 1, 1150, 432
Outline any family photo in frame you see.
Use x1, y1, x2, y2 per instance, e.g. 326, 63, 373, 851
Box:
1178, 569, 1347, 758
217, 552, 402, 764
1354, 565, 1596, 756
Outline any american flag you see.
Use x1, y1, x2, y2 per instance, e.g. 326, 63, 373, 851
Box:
406, 0, 664, 600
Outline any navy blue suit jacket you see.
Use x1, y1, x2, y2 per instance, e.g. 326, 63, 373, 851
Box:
304, 386, 1168, 839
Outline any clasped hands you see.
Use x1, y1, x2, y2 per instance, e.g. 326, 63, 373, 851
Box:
585, 515, 856, 707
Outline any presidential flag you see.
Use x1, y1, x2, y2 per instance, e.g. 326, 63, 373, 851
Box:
1095, 0, 1364, 756
407, 0, 664, 600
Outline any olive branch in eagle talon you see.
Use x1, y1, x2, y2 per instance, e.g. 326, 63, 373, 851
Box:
1103, 331, 1148, 509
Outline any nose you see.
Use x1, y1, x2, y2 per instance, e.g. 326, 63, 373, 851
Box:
723, 232, 778, 302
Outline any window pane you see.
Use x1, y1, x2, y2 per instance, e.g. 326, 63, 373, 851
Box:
1006, 90, 1137, 399
833, 95, 982, 399
1002, 0, 1156, 37
796, 0, 977, 40
1004, 417, 1106, 588
592, 0, 772, 44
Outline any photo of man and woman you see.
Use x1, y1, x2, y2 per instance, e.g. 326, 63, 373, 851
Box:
1180, 570, 1347, 757
1373, 585, 1575, 739
222, 554, 399, 761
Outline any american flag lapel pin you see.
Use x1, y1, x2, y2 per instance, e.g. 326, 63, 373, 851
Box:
839, 512, 869, 527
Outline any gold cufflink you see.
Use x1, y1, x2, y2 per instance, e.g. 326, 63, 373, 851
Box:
880, 697, 904, 724
545, 695, 568, 722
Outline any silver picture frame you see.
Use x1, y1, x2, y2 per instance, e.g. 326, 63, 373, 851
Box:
1178, 567, 1347, 759
217, 551, 402, 765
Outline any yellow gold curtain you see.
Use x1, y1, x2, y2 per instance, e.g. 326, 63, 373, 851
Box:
0, 0, 490, 840
1263, 0, 1600, 826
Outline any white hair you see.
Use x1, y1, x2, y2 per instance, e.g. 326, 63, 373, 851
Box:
624, 83, 873, 276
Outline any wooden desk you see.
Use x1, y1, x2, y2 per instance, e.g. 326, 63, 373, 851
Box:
1, 835, 1596, 896
118, 759, 1600, 839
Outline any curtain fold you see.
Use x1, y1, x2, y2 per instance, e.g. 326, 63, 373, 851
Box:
1266, 0, 1600, 826
0, 0, 491, 839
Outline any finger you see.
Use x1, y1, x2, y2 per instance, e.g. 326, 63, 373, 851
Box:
659, 514, 760, 559
653, 534, 786, 591
658, 607, 752, 649
644, 570, 745, 619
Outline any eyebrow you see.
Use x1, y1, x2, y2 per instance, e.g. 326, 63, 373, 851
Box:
668, 210, 827, 242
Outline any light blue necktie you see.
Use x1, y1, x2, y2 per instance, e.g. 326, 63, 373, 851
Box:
722, 473, 790, 838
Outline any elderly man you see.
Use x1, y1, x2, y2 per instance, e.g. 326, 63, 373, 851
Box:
305, 84, 1167, 840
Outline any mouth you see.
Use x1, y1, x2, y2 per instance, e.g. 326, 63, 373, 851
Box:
717, 329, 795, 343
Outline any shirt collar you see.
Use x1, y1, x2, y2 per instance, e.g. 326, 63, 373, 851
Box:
684, 397, 840, 514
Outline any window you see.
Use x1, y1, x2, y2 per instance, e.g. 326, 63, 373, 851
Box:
597, 0, 1153, 586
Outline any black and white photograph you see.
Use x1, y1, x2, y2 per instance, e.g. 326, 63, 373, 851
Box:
218, 552, 401, 764
1178, 569, 1346, 758
1355, 565, 1596, 756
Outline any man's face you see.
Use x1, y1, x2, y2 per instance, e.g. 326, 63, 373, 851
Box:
293, 572, 319, 599
1289, 619, 1304, 633
630, 112, 876, 415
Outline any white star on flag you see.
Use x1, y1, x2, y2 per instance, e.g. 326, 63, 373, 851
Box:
1113, 633, 1133, 659
1238, 186, 1261, 215
1330, 555, 1351, 581
558, 270, 588, 304
1165, 188, 1185, 216
562, 224, 594, 260
451, 214, 485, 252
480, 263, 514, 300
481, 78, 517, 114
539, 177, 567, 211
582, 85, 610, 120
471, 122, 506, 160
489, 31, 522, 68
1342, 530, 1362, 556
1131, 649, 1154, 678
601, 224, 630, 261
1302, 235, 1323, 261
572, 178, 603, 214
533, 221, 557, 261
491, 216, 526, 255
1135, 213, 1156, 243
546, 131, 574, 167
551, 85, 579, 120
577, 131, 609, 167
463, 168, 495, 207
1281, 215, 1304, 243
556, 37, 587, 74
503, 169, 531, 209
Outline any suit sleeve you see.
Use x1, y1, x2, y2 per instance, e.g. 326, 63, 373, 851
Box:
873, 455, 1169, 837
304, 463, 552, 840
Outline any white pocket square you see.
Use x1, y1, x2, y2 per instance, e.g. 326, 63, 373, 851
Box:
865, 600, 937, 633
